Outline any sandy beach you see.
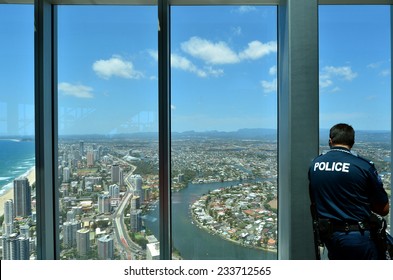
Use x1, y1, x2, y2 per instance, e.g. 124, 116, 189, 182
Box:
0, 167, 35, 217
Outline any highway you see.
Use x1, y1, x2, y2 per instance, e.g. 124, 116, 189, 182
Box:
112, 162, 143, 259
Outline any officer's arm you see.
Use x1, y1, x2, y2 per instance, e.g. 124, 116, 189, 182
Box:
371, 201, 390, 216
368, 164, 389, 216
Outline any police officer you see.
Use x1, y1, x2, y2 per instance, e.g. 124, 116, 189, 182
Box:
308, 123, 389, 259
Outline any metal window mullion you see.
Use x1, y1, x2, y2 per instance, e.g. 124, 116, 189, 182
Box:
34, 0, 58, 260
158, 0, 172, 260
278, 0, 319, 260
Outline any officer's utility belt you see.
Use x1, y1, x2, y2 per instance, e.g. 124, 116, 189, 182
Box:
328, 220, 370, 232
317, 219, 370, 240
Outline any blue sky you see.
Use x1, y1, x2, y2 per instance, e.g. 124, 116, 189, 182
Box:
0, 4, 391, 136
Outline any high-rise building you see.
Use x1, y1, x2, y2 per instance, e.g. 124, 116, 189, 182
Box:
108, 184, 120, 199
97, 235, 114, 260
13, 177, 31, 218
131, 174, 143, 202
79, 140, 84, 156
7, 233, 19, 260
63, 167, 70, 183
66, 210, 75, 222
119, 168, 124, 186
1, 233, 29, 260
93, 149, 99, 161
111, 164, 120, 184
0, 235, 8, 260
98, 194, 111, 214
130, 195, 140, 211
18, 236, 30, 260
63, 220, 81, 248
87, 151, 94, 167
130, 209, 142, 232
3, 199, 14, 235
76, 228, 90, 256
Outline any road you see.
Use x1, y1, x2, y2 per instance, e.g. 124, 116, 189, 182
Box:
112, 161, 143, 259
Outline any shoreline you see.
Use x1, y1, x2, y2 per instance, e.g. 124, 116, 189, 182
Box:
0, 166, 35, 217
191, 207, 277, 254
192, 213, 278, 254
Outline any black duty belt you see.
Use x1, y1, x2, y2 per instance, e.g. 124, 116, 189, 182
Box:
330, 221, 370, 232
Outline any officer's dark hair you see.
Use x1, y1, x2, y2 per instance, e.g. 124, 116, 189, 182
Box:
329, 123, 355, 148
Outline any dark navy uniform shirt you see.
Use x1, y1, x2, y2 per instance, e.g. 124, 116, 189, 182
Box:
308, 146, 389, 222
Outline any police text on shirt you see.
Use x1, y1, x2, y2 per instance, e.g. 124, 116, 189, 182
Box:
313, 162, 350, 173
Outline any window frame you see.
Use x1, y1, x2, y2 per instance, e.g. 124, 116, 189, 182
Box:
0, 0, 388, 259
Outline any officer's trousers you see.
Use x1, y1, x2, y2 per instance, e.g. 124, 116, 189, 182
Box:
324, 230, 380, 260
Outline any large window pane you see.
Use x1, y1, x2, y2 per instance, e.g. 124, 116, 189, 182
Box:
57, 6, 158, 260
0, 5, 36, 260
319, 5, 391, 232
170, 6, 278, 259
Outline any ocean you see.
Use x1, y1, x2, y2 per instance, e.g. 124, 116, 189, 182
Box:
0, 139, 35, 196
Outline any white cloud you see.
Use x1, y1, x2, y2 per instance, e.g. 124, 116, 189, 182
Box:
149, 50, 223, 78
269, 65, 277, 76
203, 66, 224, 77
319, 74, 333, 88
171, 53, 207, 77
367, 61, 383, 69
239, 41, 277, 60
171, 53, 224, 78
261, 78, 277, 94
93, 55, 143, 79
148, 50, 158, 61
181, 36, 240, 65
181, 37, 277, 66
320, 65, 357, 90
234, 6, 257, 14
58, 82, 94, 99
323, 66, 357, 81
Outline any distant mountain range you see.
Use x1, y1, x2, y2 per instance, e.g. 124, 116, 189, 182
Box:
320, 129, 390, 143
2, 128, 390, 143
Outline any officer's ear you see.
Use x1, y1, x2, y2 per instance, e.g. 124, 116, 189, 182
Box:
328, 138, 332, 147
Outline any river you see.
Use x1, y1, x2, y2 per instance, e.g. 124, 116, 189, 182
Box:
143, 180, 278, 260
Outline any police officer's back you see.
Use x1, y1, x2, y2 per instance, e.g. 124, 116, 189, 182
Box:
308, 123, 389, 260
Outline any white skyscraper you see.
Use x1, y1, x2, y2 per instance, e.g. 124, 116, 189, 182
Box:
131, 174, 144, 202
108, 184, 120, 199
98, 194, 111, 214
1, 233, 29, 260
63, 220, 81, 248
63, 166, 70, 183
3, 199, 14, 235
66, 210, 75, 222
119, 168, 124, 186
